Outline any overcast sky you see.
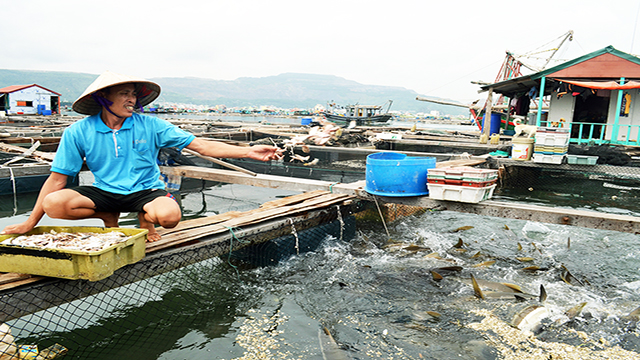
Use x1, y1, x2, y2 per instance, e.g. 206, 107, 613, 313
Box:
2, 0, 640, 104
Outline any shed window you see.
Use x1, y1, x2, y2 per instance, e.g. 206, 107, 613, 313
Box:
16, 101, 33, 107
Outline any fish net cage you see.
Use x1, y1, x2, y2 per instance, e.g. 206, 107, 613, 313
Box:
0, 200, 385, 360
492, 156, 640, 214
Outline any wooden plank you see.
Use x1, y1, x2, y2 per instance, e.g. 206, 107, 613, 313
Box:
160, 166, 335, 193
383, 138, 498, 150
0, 273, 32, 285
146, 192, 351, 252
436, 159, 487, 168
0, 164, 52, 178
259, 190, 332, 208
155, 211, 242, 237
365, 195, 640, 234
152, 190, 331, 241
0, 276, 45, 291
0, 142, 55, 162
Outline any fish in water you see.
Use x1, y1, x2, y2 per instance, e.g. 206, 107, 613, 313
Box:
471, 274, 485, 300
512, 305, 549, 333
464, 276, 546, 302
318, 326, 349, 360
403, 244, 431, 252
521, 265, 542, 272
620, 305, 640, 331
539, 284, 547, 302
564, 302, 587, 320
560, 265, 586, 286
452, 226, 474, 233
471, 260, 496, 268
622, 305, 640, 321
429, 266, 462, 281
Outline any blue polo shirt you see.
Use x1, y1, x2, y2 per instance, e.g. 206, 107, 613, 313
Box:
51, 112, 195, 194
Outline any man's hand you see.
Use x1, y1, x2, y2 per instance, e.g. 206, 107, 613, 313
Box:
1, 221, 36, 235
247, 145, 284, 161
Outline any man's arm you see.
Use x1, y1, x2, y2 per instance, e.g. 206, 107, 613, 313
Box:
1, 172, 69, 234
185, 138, 282, 161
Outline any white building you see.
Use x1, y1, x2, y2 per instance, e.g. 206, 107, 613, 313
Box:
0, 84, 61, 115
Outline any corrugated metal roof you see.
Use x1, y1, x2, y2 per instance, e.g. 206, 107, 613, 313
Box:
0, 84, 61, 96
480, 45, 640, 97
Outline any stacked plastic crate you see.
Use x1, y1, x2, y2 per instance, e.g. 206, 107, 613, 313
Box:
532, 128, 570, 164
427, 167, 499, 203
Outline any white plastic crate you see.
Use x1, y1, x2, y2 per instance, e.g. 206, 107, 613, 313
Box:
428, 167, 497, 181
535, 132, 570, 146
459, 168, 498, 182
532, 153, 565, 164
538, 127, 569, 133
427, 183, 496, 203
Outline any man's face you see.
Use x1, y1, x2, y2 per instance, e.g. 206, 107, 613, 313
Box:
103, 83, 137, 118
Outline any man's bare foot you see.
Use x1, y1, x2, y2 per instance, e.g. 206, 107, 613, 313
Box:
97, 212, 120, 228
138, 212, 161, 242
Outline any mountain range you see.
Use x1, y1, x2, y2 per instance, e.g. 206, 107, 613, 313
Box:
0, 69, 469, 115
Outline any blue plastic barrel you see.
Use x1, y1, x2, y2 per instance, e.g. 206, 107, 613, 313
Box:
301, 118, 312, 125
365, 152, 436, 197
482, 113, 502, 135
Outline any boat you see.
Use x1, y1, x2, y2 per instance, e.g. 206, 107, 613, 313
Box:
322, 100, 393, 126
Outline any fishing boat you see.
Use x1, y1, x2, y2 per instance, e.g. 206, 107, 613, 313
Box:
322, 100, 393, 126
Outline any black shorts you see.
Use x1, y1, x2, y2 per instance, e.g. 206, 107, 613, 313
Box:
71, 186, 176, 213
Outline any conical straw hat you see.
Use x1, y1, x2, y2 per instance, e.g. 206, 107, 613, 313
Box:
72, 71, 161, 115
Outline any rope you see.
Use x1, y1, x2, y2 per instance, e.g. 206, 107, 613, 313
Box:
9, 167, 17, 216
329, 182, 339, 193
224, 226, 250, 280
373, 195, 390, 238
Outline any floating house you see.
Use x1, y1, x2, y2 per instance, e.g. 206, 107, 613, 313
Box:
0, 84, 61, 115
482, 46, 640, 145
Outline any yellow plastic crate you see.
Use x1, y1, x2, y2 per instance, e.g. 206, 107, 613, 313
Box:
0, 226, 148, 281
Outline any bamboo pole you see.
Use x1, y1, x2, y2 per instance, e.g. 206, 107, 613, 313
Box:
182, 148, 257, 176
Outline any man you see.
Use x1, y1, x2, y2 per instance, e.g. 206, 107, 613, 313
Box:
1, 71, 282, 241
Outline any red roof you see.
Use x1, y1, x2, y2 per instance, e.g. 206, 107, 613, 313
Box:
0, 84, 61, 96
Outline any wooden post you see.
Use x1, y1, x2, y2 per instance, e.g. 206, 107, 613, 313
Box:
480, 89, 493, 143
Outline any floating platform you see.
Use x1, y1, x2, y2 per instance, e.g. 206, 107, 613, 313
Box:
0, 190, 354, 322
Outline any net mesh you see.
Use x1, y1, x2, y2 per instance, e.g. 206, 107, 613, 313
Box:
0, 202, 361, 359
491, 159, 640, 214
